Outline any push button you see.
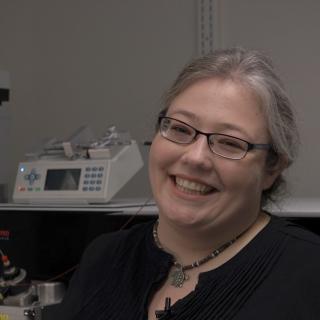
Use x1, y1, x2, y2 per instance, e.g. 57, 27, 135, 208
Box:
25, 169, 41, 186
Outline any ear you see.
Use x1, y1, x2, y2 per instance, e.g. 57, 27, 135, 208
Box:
262, 154, 288, 190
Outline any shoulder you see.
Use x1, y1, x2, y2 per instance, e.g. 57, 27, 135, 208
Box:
272, 218, 320, 313
55, 220, 156, 318
268, 215, 320, 270
270, 215, 320, 246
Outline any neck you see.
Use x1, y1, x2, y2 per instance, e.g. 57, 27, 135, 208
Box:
156, 211, 270, 266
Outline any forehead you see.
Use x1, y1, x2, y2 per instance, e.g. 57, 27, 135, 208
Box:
167, 78, 269, 141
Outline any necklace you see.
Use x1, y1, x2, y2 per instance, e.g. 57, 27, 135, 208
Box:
152, 220, 242, 288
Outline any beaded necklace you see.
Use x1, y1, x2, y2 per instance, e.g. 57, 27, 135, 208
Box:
152, 220, 243, 288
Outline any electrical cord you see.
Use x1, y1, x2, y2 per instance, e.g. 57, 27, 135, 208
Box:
0, 197, 155, 284
46, 196, 155, 282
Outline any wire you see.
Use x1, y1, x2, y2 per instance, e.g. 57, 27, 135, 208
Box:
46, 264, 79, 282
0, 198, 155, 283
119, 196, 153, 230
45, 196, 155, 282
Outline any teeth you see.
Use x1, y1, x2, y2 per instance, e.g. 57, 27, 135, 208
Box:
175, 177, 213, 195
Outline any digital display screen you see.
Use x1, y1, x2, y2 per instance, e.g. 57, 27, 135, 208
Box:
44, 169, 81, 191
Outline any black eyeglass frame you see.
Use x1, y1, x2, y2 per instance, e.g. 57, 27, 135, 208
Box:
158, 116, 273, 160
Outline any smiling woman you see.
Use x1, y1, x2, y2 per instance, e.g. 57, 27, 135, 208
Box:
55, 48, 320, 320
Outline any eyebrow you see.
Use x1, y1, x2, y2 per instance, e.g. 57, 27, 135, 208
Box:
168, 110, 198, 121
168, 109, 252, 139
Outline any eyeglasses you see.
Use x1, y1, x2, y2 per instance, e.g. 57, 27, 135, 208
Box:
158, 116, 272, 160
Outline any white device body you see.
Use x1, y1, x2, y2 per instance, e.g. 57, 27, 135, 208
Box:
13, 141, 143, 204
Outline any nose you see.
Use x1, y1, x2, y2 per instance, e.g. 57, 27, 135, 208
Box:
180, 135, 213, 170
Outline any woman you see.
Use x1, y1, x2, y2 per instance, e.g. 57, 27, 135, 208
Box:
57, 48, 320, 320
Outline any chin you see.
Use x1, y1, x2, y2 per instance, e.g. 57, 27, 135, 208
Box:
159, 202, 219, 229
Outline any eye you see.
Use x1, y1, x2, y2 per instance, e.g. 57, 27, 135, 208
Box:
160, 118, 195, 143
215, 136, 247, 151
170, 124, 193, 136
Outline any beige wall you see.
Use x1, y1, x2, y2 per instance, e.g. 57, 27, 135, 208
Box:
215, 0, 320, 198
0, 0, 319, 201
0, 0, 197, 200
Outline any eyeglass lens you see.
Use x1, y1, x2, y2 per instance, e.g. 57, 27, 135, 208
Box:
160, 117, 249, 159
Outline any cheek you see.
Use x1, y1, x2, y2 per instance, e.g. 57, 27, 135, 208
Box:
219, 160, 267, 195
149, 135, 163, 170
148, 135, 173, 184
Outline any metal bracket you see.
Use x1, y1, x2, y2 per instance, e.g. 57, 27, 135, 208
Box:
197, 0, 215, 55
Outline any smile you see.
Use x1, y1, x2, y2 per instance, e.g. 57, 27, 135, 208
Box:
174, 176, 214, 195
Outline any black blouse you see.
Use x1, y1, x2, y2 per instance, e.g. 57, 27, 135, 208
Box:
56, 216, 320, 320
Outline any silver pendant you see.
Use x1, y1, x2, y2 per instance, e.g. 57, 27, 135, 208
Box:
170, 267, 189, 288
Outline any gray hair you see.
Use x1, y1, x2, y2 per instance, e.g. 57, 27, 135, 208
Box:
161, 47, 299, 207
